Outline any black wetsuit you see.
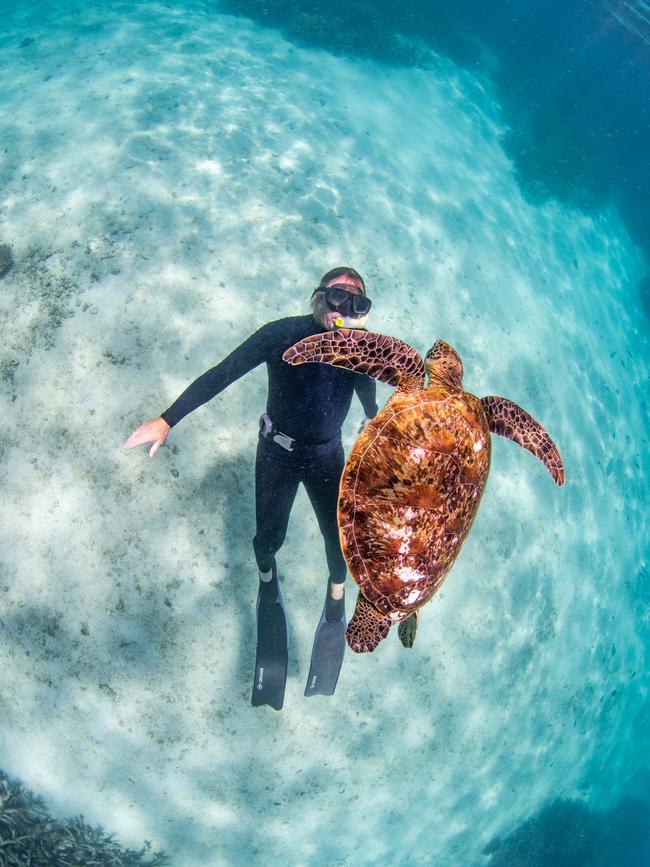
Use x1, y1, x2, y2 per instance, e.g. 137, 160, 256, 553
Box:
162, 314, 378, 581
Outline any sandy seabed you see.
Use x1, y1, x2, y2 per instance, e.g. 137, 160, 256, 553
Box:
1, 2, 649, 865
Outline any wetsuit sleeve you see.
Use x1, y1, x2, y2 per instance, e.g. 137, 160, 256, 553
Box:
354, 374, 379, 418
160, 323, 278, 427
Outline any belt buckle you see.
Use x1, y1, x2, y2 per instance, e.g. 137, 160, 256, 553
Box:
272, 432, 295, 452
260, 414, 295, 451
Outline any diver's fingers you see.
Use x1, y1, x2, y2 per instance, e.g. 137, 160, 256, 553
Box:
124, 425, 154, 449
149, 438, 163, 459
124, 417, 170, 452
124, 430, 146, 449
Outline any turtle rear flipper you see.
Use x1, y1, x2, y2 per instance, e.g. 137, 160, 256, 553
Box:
481, 395, 566, 486
283, 329, 425, 391
346, 593, 393, 653
398, 611, 419, 648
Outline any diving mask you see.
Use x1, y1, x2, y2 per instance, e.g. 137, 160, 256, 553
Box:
318, 284, 372, 319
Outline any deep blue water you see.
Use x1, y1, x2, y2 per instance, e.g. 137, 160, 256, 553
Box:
221, 0, 650, 319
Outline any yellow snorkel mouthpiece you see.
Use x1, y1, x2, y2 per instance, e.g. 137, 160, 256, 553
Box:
335, 316, 344, 327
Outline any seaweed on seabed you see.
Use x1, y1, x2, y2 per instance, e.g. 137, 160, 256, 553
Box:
0, 770, 169, 866
0, 244, 13, 278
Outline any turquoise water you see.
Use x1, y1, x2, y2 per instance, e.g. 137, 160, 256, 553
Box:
0, 1, 648, 864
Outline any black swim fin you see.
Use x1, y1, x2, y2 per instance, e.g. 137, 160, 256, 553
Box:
251, 563, 288, 711
304, 596, 346, 698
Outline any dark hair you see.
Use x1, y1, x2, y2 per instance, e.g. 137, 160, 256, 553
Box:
318, 267, 366, 294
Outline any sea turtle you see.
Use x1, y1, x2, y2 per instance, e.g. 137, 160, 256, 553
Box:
283, 329, 565, 653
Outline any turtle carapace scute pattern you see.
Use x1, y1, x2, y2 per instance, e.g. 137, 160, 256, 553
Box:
283, 330, 565, 654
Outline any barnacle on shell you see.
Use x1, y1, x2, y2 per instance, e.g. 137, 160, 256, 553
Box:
0, 243, 13, 277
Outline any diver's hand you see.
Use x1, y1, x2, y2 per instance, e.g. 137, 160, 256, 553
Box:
123, 417, 170, 458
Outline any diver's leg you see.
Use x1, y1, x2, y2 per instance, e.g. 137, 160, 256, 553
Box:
252, 439, 300, 573
302, 445, 347, 696
302, 443, 347, 595
251, 440, 299, 710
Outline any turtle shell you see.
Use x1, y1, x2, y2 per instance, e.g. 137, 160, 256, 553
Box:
338, 384, 491, 620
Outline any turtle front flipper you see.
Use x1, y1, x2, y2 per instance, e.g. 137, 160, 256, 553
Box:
283, 329, 425, 391
346, 593, 393, 653
397, 611, 419, 648
480, 396, 566, 486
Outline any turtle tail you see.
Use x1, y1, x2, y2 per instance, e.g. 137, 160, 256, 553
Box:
346, 593, 393, 653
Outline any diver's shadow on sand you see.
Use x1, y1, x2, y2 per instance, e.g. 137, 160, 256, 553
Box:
190, 451, 257, 695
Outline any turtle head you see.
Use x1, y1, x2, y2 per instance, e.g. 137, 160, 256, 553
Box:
425, 340, 463, 389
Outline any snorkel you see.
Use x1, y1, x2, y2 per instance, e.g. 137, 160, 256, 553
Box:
333, 312, 368, 328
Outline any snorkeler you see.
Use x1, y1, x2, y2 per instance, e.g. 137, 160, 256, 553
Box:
124, 268, 378, 710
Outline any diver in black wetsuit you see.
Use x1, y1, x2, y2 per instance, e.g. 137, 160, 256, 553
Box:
124, 267, 378, 708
